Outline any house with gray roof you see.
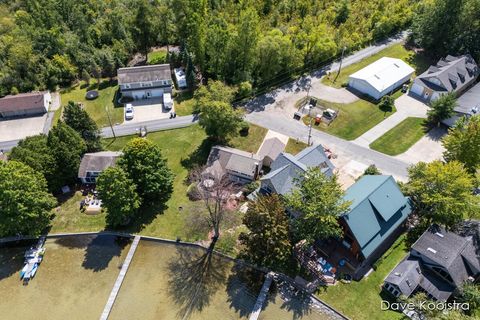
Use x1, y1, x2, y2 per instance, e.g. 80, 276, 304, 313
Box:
331, 175, 413, 279
256, 137, 286, 167
384, 225, 480, 301
78, 151, 122, 184
204, 146, 262, 184
259, 144, 334, 196
410, 55, 479, 103
442, 81, 480, 127
117, 64, 173, 100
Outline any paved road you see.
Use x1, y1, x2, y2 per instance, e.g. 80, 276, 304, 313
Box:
101, 114, 198, 138
244, 32, 412, 180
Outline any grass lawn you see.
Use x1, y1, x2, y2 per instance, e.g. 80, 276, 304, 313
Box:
51, 124, 268, 242
316, 236, 408, 320
229, 123, 268, 153
59, 80, 123, 127
285, 138, 309, 155
174, 90, 195, 116
147, 49, 167, 65
303, 98, 396, 140
322, 43, 433, 88
370, 117, 427, 156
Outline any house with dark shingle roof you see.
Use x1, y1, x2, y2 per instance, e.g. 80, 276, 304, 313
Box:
384, 225, 480, 301
0, 91, 50, 118
331, 175, 413, 279
78, 151, 122, 184
410, 55, 479, 103
259, 144, 334, 196
117, 64, 172, 100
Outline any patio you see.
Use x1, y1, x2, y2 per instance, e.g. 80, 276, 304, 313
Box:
314, 238, 361, 277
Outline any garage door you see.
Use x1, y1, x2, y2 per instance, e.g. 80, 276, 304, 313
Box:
410, 83, 424, 96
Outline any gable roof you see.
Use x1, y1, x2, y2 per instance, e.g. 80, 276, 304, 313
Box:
412, 225, 480, 287
415, 55, 479, 93
342, 175, 413, 259
349, 57, 415, 92
0, 92, 48, 113
256, 137, 286, 161
261, 144, 334, 196
117, 64, 172, 84
78, 151, 122, 178
206, 146, 261, 178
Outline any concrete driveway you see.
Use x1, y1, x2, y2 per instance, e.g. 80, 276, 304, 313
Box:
395, 127, 446, 164
124, 98, 174, 123
0, 114, 49, 142
353, 94, 429, 147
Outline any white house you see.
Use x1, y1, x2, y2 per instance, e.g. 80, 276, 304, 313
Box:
348, 57, 415, 100
174, 68, 187, 89
117, 64, 173, 100
0, 91, 50, 118
410, 55, 479, 103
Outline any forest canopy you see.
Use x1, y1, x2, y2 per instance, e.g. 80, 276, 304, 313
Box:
0, 0, 417, 95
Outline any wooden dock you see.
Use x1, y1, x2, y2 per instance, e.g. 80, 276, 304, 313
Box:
249, 272, 274, 320
99, 235, 140, 320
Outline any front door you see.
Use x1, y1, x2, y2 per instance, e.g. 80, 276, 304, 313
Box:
146, 91, 152, 99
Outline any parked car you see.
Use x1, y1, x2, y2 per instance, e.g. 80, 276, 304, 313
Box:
125, 104, 134, 120
401, 84, 408, 93
163, 93, 173, 110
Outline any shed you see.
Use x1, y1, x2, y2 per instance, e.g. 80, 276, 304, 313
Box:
348, 57, 414, 100
0, 91, 50, 118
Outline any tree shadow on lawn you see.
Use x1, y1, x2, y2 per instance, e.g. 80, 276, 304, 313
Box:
54, 234, 130, 272
118, 201, 169, 235
167, 244, 230, 319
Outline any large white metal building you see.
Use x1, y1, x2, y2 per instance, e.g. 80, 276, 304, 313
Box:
348, 57, 415, 100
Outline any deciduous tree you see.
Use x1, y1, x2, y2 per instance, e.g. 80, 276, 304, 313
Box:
119, 138, 174, 202
285, 167, 350, 243
239, 194, 292, 270
0, 161, 56, 237
442, 115, 480, 175
96, 166, 140, 227
404, 161, 479, 228
427, 93, 457, 126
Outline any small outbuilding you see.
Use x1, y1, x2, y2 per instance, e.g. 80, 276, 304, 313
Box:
348, 57, 415, 100
174, 68, 187, 89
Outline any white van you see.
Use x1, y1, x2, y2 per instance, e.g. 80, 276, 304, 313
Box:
163, 93, 173, 110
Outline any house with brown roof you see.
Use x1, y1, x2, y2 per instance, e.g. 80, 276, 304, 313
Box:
0, 91, 50, 118
117, 64, 173, 100
78, 151, 122, 184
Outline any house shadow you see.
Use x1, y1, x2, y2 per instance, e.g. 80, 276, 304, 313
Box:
54, 234, 130, 272
225, 263, 268, 318
167, 244, 230, 319
180, 137, 216, 170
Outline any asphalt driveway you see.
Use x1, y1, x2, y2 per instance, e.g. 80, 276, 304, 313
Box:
0, 114, 49, 142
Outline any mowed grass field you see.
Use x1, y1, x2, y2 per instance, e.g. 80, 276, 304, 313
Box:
370, 117, 427, 155
51, 124, 268, 242
303, 98, 396, 140
59, 80, 124, 127
321, 43, 433, 88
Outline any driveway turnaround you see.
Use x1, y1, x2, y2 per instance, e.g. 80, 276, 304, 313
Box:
395, 126, 446, 164
353, 94, 429, 148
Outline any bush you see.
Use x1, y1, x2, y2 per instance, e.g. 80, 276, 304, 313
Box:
236, 81, 252, 99
239, 121, 250, 136
186, 182, 201, 200
243, 181, 259, 195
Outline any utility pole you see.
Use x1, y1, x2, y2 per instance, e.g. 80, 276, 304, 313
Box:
105, 105, 116, 139
333, 46, 347, 83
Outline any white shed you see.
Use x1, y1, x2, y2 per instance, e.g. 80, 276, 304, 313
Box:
174, 68, 187, 89
348, 57, 415, 100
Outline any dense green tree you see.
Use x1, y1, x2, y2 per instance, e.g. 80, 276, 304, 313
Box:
96, 166, 140, 227
0, 161, 57, 237
285, 167, 350, 243
47, 121, 87, 191
9, 134, 58, 191
63, 101, 102, 152
131, 0, 156, 59
198, 101, 243, 141
442, 115, 480, 175
239, 194, 292, 270
427, 93, 457, 126
379, 95, 394, 113
119, 138, 174, 202
362, 164, 381, 176
404, 161, 479, 229
458, 282, 480, 315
